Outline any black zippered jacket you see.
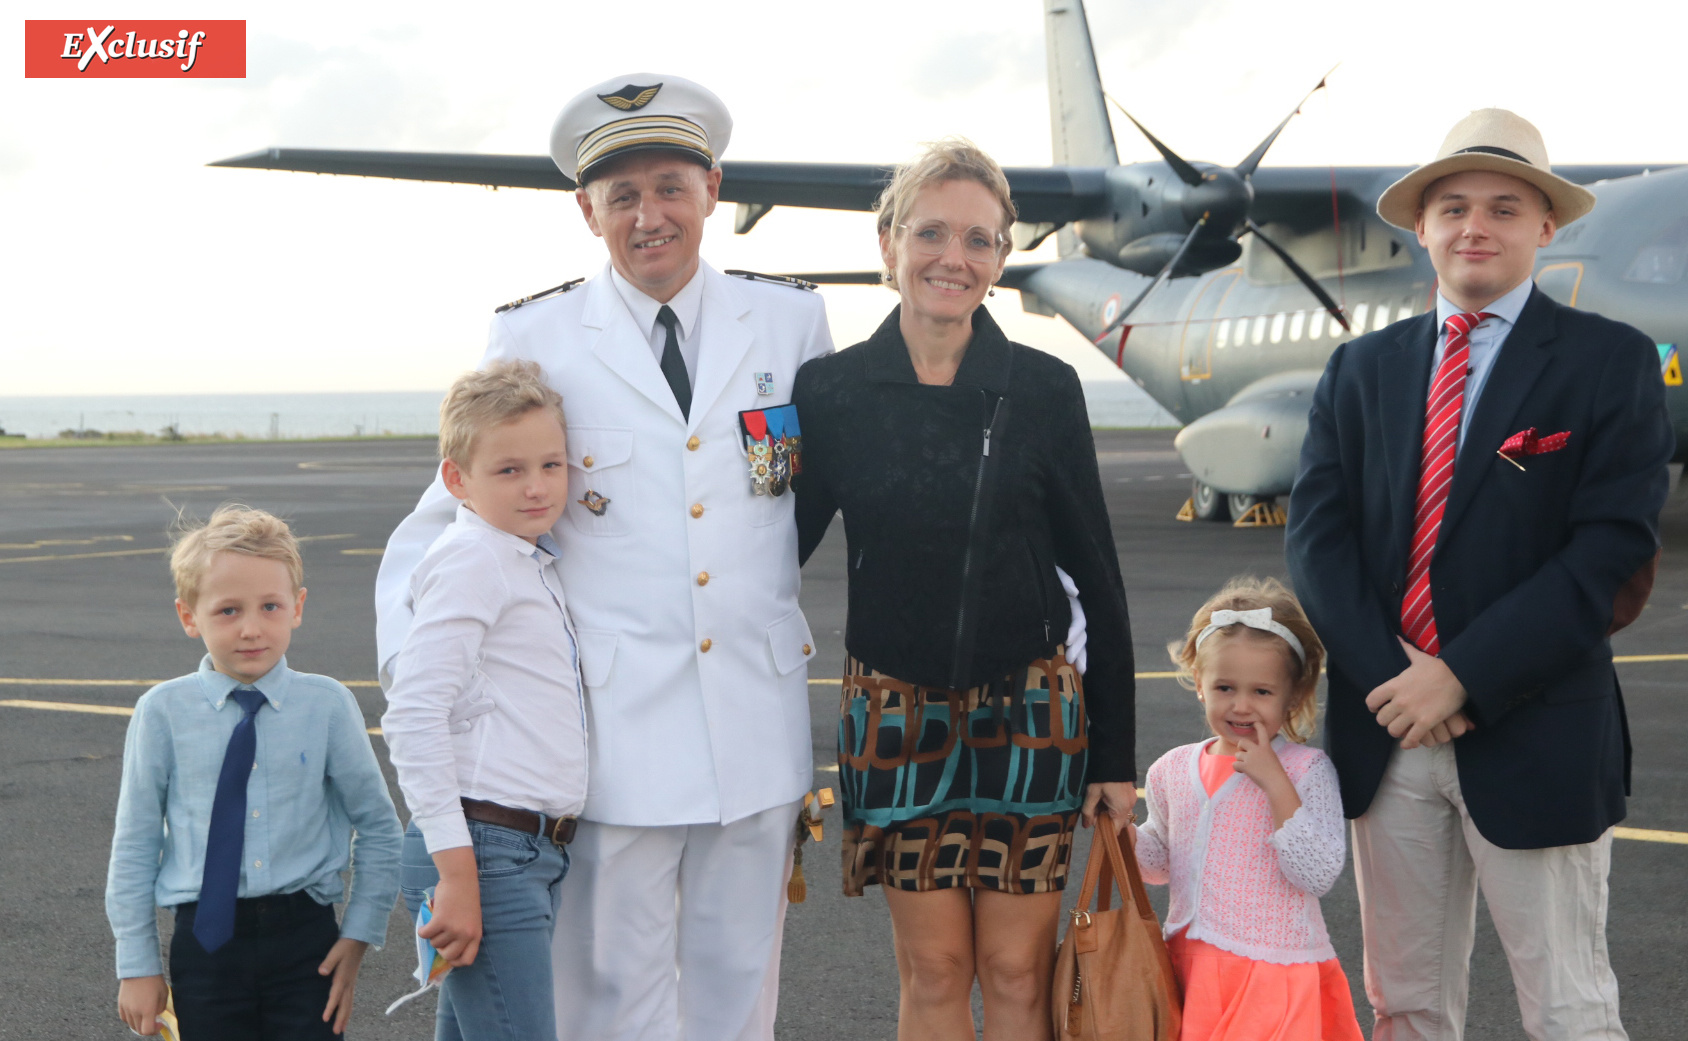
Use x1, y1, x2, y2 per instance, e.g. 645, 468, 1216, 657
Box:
792, 306, 1137, 782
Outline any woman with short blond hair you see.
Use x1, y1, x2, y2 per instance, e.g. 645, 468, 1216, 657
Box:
793, 138, 1138, 1040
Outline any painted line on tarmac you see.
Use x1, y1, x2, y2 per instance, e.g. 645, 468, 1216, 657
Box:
5, 658, 1680, 690
7, 698, 1688, 846
0, 699, 383, 737
0, 533, 358, 565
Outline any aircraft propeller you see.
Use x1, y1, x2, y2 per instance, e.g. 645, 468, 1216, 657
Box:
1095, 69, 1350, 342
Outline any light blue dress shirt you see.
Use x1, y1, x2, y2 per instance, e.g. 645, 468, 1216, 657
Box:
1429, 276, 1536, 450
105, 656, 402, 978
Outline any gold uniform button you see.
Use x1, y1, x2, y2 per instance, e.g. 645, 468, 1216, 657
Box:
687, 436, 700, 451
583, 455, 595, 468
691, 503, 704, 519
697, 571, 709, 586
700, 638, 713, 652
802, 644, 812, 655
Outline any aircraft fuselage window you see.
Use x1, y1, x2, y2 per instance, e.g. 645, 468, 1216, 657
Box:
1270, 313, 1286, 344
1309, 310, 1326, 340
1289, 311, 1306, 342
1252, 315, 1267, 345
1351, 303, 1369, 333
1373, 305, 1391, 332
1625, 244, 1688, 284
1216, 318, 1231, 349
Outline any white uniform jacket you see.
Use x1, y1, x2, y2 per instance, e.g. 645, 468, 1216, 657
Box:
377, 261, 834, 827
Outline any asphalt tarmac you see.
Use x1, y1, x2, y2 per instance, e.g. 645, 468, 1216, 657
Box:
1, 432, 1683, 1040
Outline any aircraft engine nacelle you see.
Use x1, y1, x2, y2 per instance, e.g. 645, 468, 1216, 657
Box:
1173, 371, 1322, 498
1077, 162, 1250, 276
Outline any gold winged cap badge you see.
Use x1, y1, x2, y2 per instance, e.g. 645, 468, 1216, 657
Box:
597, 83, 662, 110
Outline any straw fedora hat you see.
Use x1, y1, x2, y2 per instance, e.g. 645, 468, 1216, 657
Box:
1376, 108, 1596, 230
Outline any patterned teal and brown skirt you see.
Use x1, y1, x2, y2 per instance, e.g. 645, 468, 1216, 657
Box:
837, 649, 1089, 896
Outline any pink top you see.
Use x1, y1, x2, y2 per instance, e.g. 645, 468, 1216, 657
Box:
1198, 748, 1235, 796
1135, 737, 1345, 965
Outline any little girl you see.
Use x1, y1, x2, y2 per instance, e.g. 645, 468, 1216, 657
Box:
1133, 577, 1363, 1041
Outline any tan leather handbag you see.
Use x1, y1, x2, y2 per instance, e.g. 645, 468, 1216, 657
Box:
1051, 821, 1182, 1039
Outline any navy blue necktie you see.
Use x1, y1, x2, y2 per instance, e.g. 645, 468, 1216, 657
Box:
194, 688, 266, 952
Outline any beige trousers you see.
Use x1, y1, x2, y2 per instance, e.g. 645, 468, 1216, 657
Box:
1352, 743, 1626, 1041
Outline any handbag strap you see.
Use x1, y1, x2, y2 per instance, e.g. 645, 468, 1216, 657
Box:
1075, 818, 1132, 915
1092, 822, 1156, 920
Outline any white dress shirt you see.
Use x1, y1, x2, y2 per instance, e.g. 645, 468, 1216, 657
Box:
1428, 276, 1535, 450
381, 504, 587, 853
610, 265, 704, 386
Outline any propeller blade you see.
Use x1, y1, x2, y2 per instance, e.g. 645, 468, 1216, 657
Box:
1105, 93, 1204, 187
1099, 215, 1210, 340
1244, 219, 1350, 331
1233, 65, 1339, 180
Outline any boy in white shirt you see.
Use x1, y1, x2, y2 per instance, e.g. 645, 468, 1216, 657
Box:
381, 359, 587, 1041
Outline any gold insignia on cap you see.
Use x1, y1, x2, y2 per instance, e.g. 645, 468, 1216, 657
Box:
598, 83, 663, 111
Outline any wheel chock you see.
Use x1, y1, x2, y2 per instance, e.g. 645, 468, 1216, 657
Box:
1175, 498, 1195, 522
1233, 502, 1287, 528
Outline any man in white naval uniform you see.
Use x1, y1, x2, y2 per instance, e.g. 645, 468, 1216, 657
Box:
375, 74, 833, 1041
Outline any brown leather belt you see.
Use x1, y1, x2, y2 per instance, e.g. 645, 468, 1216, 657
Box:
460, 797, 577, 849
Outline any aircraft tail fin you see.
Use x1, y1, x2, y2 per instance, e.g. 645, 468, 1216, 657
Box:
1044, 0, 1119, 169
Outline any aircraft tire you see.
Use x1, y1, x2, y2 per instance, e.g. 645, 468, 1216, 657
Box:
1227, 493, 1272, 518
1191, 480, 1231, 522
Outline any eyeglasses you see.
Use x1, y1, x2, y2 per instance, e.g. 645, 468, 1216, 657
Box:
897, 220, 1008, 262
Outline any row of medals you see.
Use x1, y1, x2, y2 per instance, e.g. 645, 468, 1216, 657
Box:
746, 433, 799, 497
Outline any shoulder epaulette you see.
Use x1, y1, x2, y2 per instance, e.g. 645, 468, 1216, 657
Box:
724, 269, 818, 291
495, 278, 585, 313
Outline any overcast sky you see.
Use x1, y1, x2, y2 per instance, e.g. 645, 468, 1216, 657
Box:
2, 0, 1680, 396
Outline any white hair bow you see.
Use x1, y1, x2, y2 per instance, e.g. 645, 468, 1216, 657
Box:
1195, 607, 1306, 665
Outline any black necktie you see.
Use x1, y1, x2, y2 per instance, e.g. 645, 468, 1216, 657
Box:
657, 305, 691, 419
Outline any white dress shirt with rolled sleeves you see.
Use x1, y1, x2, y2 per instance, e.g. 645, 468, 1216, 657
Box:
381, 504, 587, 853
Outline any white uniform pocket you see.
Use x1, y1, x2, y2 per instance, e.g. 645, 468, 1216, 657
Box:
576, 629, 620, 688
765, 608, 816, 676
566, 427, 635, 537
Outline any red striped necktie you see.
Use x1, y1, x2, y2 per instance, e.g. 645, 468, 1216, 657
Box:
1400, 311, 1494, 655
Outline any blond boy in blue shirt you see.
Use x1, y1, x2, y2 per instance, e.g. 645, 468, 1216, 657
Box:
105, 507, 402, 1038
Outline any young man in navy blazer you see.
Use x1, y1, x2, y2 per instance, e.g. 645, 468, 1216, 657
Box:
1287, 109, 1672, 1041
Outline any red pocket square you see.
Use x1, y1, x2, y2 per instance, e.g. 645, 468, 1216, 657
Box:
1498, 427, 1571, 457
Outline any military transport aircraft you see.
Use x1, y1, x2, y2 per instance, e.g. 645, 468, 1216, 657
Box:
211, 0, 1688, 524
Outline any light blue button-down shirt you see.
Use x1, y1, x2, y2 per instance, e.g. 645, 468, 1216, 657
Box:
105, 656, 402, 978
1430, 276, 1535, 450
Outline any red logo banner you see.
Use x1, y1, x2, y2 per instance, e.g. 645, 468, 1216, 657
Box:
23, 20, 246, 78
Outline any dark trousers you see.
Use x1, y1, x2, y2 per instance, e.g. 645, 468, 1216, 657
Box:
170, 891, 340, 1040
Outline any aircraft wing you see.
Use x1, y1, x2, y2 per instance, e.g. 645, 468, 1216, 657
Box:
209, 148, 1110, 223
1247, 165, 1679, 226
787, 265, 1048, 289
211, 148, 1674, 229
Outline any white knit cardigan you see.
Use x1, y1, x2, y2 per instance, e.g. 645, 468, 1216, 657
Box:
1135, 737, 1346, 964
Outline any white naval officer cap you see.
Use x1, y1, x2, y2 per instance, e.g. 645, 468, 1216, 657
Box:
550, 73, 733, 186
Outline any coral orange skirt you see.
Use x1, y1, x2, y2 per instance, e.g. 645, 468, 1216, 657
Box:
1167, 933, 1364, 1041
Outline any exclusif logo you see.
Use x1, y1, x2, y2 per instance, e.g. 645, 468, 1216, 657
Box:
24, 21, 247, 78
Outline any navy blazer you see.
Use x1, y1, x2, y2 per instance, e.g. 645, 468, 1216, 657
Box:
1286, 287, 1673, 849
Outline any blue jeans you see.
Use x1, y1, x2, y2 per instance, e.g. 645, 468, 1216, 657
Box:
401, 819, 570, 1041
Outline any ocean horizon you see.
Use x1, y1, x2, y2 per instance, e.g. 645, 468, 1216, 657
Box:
0, 383, 1176, 442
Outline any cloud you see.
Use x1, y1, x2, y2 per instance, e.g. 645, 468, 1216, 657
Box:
228, 33, 509, 151
0, 138, 29, 179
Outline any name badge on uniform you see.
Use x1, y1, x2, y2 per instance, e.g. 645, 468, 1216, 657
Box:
739, 404, 802, 497
755, 372, 775, 395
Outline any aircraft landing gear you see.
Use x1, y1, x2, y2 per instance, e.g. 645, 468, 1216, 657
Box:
1227, 492, 1266, 518
1189, 480, 1230, 522
1178, 483, 1286, 527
